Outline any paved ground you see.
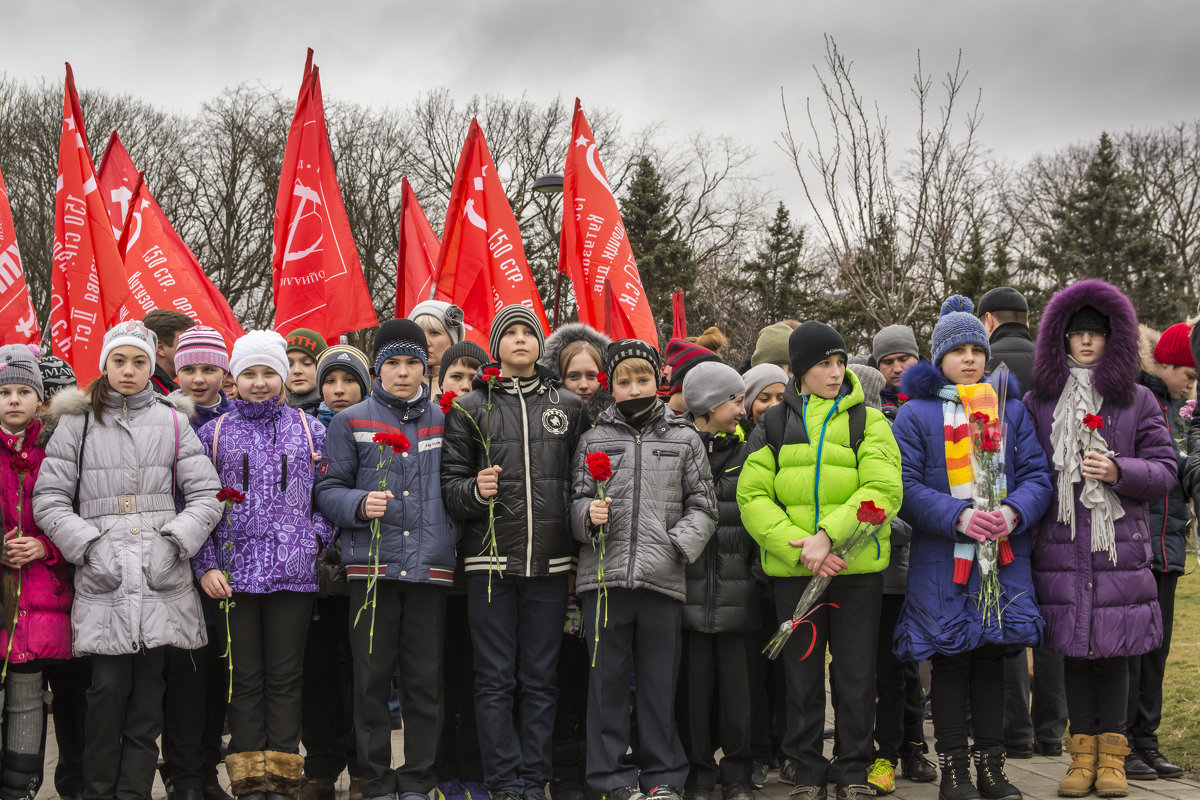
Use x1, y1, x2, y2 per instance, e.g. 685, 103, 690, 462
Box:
38, 718, 1200, 800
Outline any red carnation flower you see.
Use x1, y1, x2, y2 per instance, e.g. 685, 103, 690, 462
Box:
586, 451, 613, 483
373, 432, 411, 454
439, 391, 458, 414
1082, 413, 1104, 431
856, 500, 887, 526
216, 487, 246, 505
11, 454, 34, 474
896, 393, 909, 403
482, 367, 502, 384
597, 371, 609, 391
971, 411, 991, 423
980, 435, 1000, 453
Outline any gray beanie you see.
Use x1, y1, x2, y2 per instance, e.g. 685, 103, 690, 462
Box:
872, 325, 920, 363
409, 300, 465, 346
847, 364, 885, 411
683, 361, 746, 417
0, 345, 45, 401
741, 364, 788, 407
488, 305, 545, 362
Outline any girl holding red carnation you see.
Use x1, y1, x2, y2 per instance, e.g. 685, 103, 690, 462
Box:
192, 330, 335, 800
890, 297, 1052, 800
315, 319, 459, 800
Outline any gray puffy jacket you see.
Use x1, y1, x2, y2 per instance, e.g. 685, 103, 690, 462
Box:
570, 405, 718, 601
33, 386, 223, 656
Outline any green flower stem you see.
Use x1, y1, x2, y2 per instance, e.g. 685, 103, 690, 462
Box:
2, 474, 28, 682
354, 447, 394, 654
590, 481, 609, 668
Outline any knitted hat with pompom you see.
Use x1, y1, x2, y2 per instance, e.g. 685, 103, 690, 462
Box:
931, 295, 991, 368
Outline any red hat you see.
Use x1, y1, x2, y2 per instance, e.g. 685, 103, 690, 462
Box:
664, 338, 720, 396
1154, 323, 1195, 368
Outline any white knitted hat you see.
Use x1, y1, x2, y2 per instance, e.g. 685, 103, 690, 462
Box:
229, 330, 289, 382
99, 321, 158, 370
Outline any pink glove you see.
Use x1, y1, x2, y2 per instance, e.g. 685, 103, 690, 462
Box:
992, 505, 1020, 539
958, 509, 1004, 542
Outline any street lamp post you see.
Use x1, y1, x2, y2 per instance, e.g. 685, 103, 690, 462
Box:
532, 173, 564, 329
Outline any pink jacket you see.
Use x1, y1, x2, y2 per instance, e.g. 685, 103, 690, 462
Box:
0, 418, 72, 663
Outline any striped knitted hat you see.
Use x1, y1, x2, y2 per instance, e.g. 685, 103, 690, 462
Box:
174, 326, 229, 373
317, 345, 372, 397
489, 305, 545, 362
665, 338, 720, 396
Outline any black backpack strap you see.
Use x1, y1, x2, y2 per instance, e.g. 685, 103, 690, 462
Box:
73, 411, 90, 514
763, 402, 807, 473
848, 404, 867, 460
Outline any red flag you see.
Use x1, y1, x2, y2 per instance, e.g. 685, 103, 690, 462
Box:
0, 166, 41, 345
118, 173, 246, 348
395, 176, 441, 317
602, 279, 637, 342
560, 99, 658, 349
434, 119, 549, 345
671, 290, 687, 340
96, 131, 139, 239
272, 49, 377, 341
50, 64, 130, 385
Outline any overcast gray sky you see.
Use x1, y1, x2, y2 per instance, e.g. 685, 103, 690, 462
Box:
5, 1, 1199, 212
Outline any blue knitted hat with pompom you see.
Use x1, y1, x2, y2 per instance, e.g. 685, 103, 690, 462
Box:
931, 295, 991, 368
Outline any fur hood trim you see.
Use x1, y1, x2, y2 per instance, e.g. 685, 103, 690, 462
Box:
900, 359, 1023, 402
47, 385, 197, 422
538, 322, 611, 376
1030, 279, 1139, 406
1138, 323, 1162, 374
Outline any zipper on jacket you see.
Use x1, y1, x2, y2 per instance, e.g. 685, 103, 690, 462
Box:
516, 387, 535, 577
281, 454, 288, 492
122, 396, 129, 423
242, 453, 249, 494
628, 431, 642, 588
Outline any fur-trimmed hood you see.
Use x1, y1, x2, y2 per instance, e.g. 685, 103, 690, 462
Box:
41, 386, 196, 444
899, 359, 1023, 402
538, 322, 611, 377
1030, 279, 1140, 407
1138, 324, 1162, 375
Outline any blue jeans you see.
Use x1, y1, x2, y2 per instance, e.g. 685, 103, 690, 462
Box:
467, 574, 568, 794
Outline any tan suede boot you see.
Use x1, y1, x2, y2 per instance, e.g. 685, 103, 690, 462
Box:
1095, 733, 1130, 798
263, 752, 306, 800
1057, 735, 1097, 797
225, 752, 268, 798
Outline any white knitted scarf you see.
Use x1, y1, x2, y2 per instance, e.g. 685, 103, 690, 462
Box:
1048, 359, 1123, 564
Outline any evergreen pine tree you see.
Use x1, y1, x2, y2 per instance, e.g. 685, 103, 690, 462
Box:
740, 202, 815, 323
620, 156, 694, 334
955, 224, 990, 302
1036, 132, 1185, 328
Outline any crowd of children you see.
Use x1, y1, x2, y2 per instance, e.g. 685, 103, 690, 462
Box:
0, 276, 1190, 800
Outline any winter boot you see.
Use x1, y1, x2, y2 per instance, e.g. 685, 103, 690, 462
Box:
297, 777, 335, 800
0, 671, 47, 800
263, 752, 305, 800
1057, 735, 1097, 798
225, 751, 268, 799
937, 749, 980, 800
972, 748, 1020, 800
1094, 734, 1130, 798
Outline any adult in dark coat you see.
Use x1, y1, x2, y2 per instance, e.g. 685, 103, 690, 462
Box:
1024, 279, 1177, 798
978, 287, 1067, 760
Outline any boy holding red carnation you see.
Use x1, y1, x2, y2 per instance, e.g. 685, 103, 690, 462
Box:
315, 319, 459, 800
569, 339, 718, 800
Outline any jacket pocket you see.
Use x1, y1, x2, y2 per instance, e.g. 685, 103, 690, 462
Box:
80, 534, 122, 594
144, 534, 188, 592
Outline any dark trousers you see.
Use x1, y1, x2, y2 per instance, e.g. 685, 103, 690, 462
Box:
930, 643, 1004, 753
1002, 648, 1067, 749
227, 591, 313, 755
749, 590, 787, 765
83, 647, 168, 800
162, 636, 227, 791
773, 573, 881, 787
46, 657, 89, 799
1127, 571, 1178, 749
874, 594, 927, 762
350, 580, 447, 796
1065, 657, 1128, 736
678, 630, 753, 790
552, 627, 591, 797
302, 596, 359, 780
467, 574, 567, 794
583, 588, 687, 793
434, 594, 483, 783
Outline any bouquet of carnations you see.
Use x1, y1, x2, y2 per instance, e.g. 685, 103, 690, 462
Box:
763, 499, 889, 660
354, 432, 410, 653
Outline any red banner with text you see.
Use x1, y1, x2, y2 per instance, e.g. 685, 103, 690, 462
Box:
0, 166, 41, 346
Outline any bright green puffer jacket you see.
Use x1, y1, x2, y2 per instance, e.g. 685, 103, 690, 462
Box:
736, 370, 903, 578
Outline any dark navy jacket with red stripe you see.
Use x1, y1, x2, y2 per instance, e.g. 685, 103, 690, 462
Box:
315, 381, 458, 586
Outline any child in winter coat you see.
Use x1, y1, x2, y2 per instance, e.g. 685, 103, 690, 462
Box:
283, 328, 326, 415
441, 305, 585, 800
33, 321, 223, 800
193, 330, 335, 800
571, 339, 718, 800
890, 297, 1053, 800
540, 322, 612, 425
737, 321, 902, 800
173, 326, 234, 429
1023, 281, 1177, 798
315, 344, 371, 427
678, 362, 756, 800
316, 320, 458, 800
0, 345, 73, 800
437, 341, 488, 401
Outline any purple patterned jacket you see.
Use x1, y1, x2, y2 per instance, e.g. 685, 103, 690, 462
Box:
192, 398, 335, 593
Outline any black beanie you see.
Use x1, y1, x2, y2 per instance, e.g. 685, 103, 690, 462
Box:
977, 286, 1029, 315
789, 321, 847, 379
606, 339, 661, 376
373, 318, 429, 374
1065, 305, 1111, 337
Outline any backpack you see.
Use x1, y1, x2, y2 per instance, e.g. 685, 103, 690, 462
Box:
760, 400, 866, 473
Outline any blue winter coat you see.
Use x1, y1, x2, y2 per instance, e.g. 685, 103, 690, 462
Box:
315, 383, 458, 586
891, 361, 1053, 660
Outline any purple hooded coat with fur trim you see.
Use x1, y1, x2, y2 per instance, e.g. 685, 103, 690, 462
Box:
1024, 279, 1176, 659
